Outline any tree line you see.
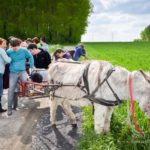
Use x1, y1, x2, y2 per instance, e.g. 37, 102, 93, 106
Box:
0, 0, 92, 43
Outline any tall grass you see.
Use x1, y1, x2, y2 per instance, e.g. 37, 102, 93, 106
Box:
77, 42, 150, 150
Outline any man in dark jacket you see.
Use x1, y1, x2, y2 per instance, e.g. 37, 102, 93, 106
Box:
27, 44, 51, 69
27, 44, 51, 81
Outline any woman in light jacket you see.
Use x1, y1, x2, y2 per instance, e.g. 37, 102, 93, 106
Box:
0, 38, 11, 113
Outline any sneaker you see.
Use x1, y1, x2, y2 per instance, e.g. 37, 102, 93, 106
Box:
7, 109, 12, 116
0, 109, 7, 113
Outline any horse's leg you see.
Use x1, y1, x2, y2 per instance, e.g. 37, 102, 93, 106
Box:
94, 103, 111, 134
103, 107, 113, 133
62, 99, 77, 127
49, 95, 58, 128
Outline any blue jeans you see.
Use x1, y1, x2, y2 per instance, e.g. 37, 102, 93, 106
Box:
8, 71, 28, 110
0, 73, 3, 96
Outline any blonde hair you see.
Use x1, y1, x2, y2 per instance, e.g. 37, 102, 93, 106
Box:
0, 38, 6, 45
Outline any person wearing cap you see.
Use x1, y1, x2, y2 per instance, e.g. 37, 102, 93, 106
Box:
7, 38, 34, 116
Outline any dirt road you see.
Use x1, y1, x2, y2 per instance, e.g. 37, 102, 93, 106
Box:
0, 93, 82, 150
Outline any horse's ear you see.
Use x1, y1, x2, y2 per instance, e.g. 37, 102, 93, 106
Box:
139, 70, 150, 83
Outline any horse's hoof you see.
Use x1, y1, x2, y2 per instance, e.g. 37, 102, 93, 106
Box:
51, 124, 56, 128
72, 124, 77, 128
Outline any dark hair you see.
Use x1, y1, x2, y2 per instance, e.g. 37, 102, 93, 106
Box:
0, 38, 6, 45
27, 44, 37, 50
79, 43, 84, 48
30, 73, 43, 83
53, 48, 64, 60
32, 37, 40, 44
9, 38, 20, 47
40, 36, 47, 43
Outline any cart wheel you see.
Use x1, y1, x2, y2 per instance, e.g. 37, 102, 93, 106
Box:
13, 92, 18, 110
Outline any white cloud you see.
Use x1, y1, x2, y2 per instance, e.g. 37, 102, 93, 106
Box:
99, 0, 130, 9
81, 0, 150, 42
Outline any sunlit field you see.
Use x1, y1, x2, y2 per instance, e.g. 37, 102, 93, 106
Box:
77, 42, 150, 150
85, 42, 150, 71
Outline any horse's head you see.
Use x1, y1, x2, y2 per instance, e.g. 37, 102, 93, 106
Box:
132, 70, 150, 118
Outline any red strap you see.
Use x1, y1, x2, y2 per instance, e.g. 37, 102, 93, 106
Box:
129, 74, 144, 136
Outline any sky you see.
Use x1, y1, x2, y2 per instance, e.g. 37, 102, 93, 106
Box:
81, 0, 150, 42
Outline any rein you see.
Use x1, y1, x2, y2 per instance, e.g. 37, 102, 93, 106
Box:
128, 74, 144, 136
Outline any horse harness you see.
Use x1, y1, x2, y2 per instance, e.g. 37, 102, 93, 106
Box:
50, 62, 122, 107
82, 63, 122, 106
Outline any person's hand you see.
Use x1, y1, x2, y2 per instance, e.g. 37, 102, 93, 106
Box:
29, 67, 36, 75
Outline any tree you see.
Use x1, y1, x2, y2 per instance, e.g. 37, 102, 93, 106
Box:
0, 0, 92, 43
140, 25, 150, 41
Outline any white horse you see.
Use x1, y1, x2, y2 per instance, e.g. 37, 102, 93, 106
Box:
48, 60, 150, 134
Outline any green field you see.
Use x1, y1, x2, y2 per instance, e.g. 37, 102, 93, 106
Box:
85, 42, 150, 71
77, 42, 150, 150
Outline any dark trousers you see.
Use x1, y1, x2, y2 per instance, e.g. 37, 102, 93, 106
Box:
0, 73, 3, 96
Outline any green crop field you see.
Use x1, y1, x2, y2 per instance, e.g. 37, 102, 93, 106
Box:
84, 42, 150, 71
76, 42, 150, 150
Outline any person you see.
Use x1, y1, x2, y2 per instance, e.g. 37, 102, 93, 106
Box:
32, 37, 41, 48
40, 36, 49, 52
0, 38, 11, 113
7, 38, 34, 115
53, 48, 72, 61
27, 44, 51, 80
28, 44, 51, 69
26, 38, 33, 45
20, 41, 28, 48
20, 41, 30, 74
73, 43, 87, 61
